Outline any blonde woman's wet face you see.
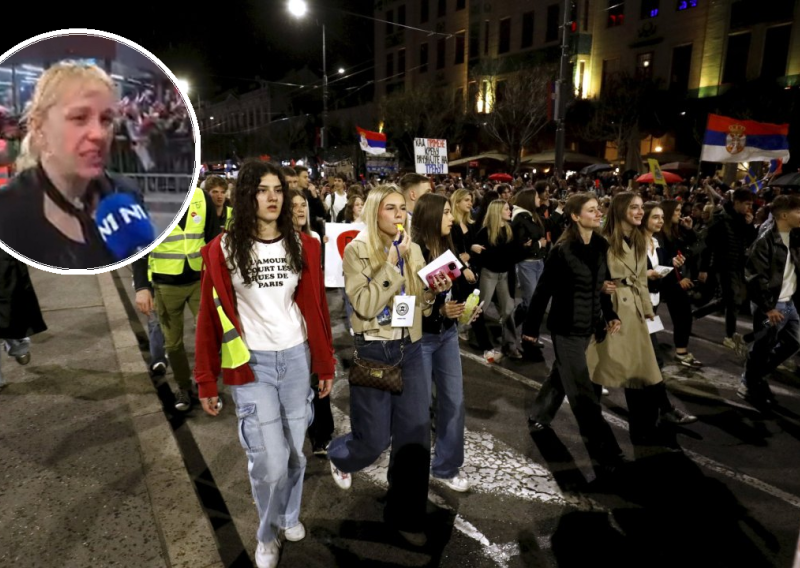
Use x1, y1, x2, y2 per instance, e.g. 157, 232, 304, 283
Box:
39, 80, 116, 180
378, 193, 407, 237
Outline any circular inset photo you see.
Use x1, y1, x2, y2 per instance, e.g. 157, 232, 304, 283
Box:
0, 29, 201, 273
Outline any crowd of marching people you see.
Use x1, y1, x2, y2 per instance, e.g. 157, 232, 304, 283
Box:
4, 150, 800, 566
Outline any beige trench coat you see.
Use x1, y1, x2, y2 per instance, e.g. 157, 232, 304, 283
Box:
586, 239, 663, 389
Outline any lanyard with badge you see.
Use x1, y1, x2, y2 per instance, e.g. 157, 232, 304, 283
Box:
376, 240, 415, 327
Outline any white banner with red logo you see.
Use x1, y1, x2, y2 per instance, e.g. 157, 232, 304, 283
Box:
324, 222, 366, 288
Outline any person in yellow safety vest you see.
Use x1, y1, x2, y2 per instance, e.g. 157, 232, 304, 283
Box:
205, 175, 233, 232
132, 185, 221, 412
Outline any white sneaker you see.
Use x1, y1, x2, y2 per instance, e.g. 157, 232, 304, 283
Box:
435, 473, 471, 492
601, 387, 610, 396
330, 461, 352, 490
283, 522, 306, 542
255, 539, 281, 568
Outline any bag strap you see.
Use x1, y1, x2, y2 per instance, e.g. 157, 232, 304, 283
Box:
353, 328, 405, 369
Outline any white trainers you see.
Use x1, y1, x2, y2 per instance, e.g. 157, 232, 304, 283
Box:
283, 522, 306, 542
435, 473, 471, 492
330, 461, 352, 490
255, 539, 281, 568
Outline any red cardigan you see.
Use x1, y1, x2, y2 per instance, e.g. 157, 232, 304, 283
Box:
194, 232, 336, 399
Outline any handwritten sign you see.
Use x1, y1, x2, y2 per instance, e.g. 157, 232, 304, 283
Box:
414, 138, 449, 175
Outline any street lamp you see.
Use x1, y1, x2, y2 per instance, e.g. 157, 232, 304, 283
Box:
288, 0, 328, 151
338, 67, 345, 74
175, 78, 190, 96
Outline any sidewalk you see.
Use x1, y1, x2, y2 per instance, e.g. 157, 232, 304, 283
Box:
0, 269, 222, 568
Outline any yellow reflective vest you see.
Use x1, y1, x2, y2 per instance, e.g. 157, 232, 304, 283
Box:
150, 187, 206, 274
225, 206, 233, 231
213, 285, 250, 369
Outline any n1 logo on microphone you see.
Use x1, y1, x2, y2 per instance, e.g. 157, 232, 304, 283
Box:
98, 204, 148, 240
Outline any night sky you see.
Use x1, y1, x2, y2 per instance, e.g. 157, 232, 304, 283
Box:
3, 0, 375, 100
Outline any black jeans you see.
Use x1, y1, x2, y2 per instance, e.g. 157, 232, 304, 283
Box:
529, 334, 623, 464
663, 287, 693, 350
693, 274, 741, 338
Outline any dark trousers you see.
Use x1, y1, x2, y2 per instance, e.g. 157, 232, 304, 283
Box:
625, 382, 672, 443
693, 274, 741, 338
744, 301, 800, 392
307, 381, 334, 447
328, 337, 430, 531
663, 288, 693, 350
529, 334, 623, 464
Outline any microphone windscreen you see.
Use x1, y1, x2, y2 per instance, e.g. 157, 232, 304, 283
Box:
95, 192, 156, 260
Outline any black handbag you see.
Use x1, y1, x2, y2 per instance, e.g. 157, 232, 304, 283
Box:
348, 333, 404, 394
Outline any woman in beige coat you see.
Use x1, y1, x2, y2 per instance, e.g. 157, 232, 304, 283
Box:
586, 192, 695, 445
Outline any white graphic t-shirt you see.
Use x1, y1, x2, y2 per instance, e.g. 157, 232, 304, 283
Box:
222, 234, 307, 351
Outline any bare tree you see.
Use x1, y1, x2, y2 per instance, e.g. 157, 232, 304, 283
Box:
469, 61, 555, 173
579, 72, 660, 172
378, 82, 463, 166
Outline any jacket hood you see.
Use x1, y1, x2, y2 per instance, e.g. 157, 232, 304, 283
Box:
511, 206, 531, 221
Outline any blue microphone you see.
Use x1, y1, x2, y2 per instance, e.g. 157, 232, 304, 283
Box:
95, 193, 156, 260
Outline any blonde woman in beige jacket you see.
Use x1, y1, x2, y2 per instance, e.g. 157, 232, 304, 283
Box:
327, 185, 448, 547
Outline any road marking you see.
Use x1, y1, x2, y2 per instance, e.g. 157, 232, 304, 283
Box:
459, 348, 800, 511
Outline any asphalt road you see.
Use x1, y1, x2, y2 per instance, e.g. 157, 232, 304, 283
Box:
116, 271, 800, 568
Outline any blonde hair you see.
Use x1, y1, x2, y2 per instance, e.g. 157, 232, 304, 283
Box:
24, 61, 116, 163
15, 134, 38, 171
451, 188, 474, 226
360, 184, 422, 297
482, 199, 512, 246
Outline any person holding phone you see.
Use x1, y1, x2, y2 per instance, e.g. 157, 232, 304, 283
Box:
411, 193, 480, 493
522, 194, 627, 475
589, 192, 695, 448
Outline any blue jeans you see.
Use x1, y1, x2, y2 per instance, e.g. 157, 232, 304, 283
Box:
421, 325, 465, 479
230, 342, 315, 543
743, 301, 800, 391
516, 259, 545, 311
329, 336, 430, 531
147, 312, 167, 370
0, 338, 31, 386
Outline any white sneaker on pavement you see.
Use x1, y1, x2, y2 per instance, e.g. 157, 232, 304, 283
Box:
283, 522, 306, 542
255, 539, 281, 568
330, 461, 352, 490
434, 473, 471, 492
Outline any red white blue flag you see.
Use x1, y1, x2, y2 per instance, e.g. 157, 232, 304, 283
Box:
356, 126, 387, 155
701, 114, 790, 163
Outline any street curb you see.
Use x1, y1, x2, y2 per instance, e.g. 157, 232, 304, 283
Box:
97, 271, 224, 568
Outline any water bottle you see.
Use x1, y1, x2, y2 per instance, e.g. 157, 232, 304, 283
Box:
459, 289, 481, 325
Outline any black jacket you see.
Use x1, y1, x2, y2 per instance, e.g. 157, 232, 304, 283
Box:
473, 227, 526, 274
745, 225, 800, 314
523, 232, 618, 339
0, 248, 47, 339
657, 226, 697, 296
511, 208, 548, 261
700, 201, 757, 277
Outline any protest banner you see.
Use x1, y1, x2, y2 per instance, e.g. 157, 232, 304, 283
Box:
414, 138, 449, 175
324, 222, 365, 288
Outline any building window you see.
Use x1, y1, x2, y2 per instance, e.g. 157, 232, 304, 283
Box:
386, 52, 394, 79
398, 5, 406, 26
522, 11, 535, 48
469, 23, 480, 59
398, 48, 406, 78
730, 0, 792, 29
468, 81, 479, 112
420, 0, 429, 23
455, 31, 466, 64
582, 0, 590, 31
546, 4, 560, 42
386, 10, 393, 35
455, 87, 464, 111
437, 38, 446, 69
670, 44, 693, 94
601, 58, 619, 94
438, 0, 446, 18
641, 0, 659, 18
723, 32, 751, 83
607, 0, 625, 27
495, 80, 507, 104
761, 24, 791, 81
456, 0, 465, 10
498, 18, 511, 54
636, 52, 654, 79
420, 42, 429, 73
484, 20, 490, 55
676, 0, 697, 10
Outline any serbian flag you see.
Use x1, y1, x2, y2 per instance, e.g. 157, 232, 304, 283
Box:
356, 126, 387, 155
701, 114, 790, 163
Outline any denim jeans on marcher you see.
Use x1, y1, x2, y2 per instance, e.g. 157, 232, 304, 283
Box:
516, 259, 545, 311
421, 325, 465, 479
744, 301, 800, 391
230, 341, 315, 544
328, 336, 430, 532
147, 312, 167, 369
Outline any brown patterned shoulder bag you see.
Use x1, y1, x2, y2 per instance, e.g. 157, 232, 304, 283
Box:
348, 331, 404, 394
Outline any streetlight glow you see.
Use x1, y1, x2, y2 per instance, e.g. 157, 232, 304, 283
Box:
288, 0, 308, 17
175, 78, 190, 95
338, 67, 345, 74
